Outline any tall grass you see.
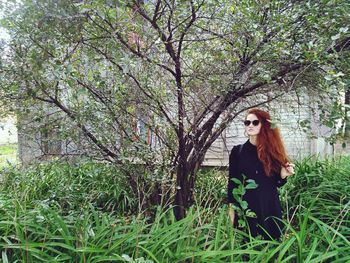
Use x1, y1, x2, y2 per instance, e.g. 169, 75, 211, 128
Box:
0, 157, 349, 262
0, 161, 137, 215
0, 202, 348, 262
284, 156, 350, 226
0, 144, 17, 168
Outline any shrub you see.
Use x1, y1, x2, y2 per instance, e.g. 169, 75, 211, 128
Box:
0, 161, 137, 215
0, 157, 349, 262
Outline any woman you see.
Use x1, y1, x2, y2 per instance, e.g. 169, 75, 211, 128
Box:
227, 108, 294, 240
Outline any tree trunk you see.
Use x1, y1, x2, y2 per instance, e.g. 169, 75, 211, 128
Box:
173, 161, 191, 220
172, 158, 203, 220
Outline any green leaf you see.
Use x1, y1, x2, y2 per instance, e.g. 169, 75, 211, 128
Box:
245, 181, 258, 189
240, 201, 248, 210
231, 178, 241, 184
2, 251, 9, 263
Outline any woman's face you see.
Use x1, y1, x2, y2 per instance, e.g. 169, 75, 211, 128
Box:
244, 113, 262, 137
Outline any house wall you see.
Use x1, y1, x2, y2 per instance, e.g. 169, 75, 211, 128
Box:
202, 117, 312, 167
202, 92, 331, 166
18, 91, 347, 166
17, 129, 44, 164
0, 117, 18, 145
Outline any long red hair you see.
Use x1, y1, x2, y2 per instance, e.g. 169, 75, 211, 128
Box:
247, 108, 289, 176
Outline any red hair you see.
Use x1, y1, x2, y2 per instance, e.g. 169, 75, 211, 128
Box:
247, 108, 289, 176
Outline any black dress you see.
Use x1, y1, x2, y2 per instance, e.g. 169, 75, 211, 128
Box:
227, 140, 287, 240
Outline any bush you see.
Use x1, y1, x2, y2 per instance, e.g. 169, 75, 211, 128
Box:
0, 157, 349, 262
284, 156, 350, 226
0, 161, 137, 215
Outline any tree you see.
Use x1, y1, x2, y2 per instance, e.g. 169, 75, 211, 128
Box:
1, 0, 349, 219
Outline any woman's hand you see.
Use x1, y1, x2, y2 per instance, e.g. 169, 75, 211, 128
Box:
280, 162, 295, 179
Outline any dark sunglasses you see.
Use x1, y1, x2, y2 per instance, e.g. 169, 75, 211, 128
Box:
244, 120, 260, 126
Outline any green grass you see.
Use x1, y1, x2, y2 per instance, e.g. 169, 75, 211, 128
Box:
0, 157, 349, 262
0, 144, 17, 155
0, 144, 18, 168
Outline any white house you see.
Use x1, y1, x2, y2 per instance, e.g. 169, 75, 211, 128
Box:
16, 90, 349, 166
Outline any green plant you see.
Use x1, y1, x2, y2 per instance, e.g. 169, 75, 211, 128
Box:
231, 175, 258, 228
0, 157, 349, 262
0, 144, 17, 168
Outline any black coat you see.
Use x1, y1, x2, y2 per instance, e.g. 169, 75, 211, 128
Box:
227, 140, 287, 240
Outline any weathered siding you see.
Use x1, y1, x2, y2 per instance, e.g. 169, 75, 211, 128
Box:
18, 90, 347, 165
202, 93, 314, 166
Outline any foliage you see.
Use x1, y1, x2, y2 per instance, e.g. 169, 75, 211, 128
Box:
0, 144, 17, 168
0, 156, 349, 262
0, 160, 139, 215
0, 144, 17, 155
231, 175, 258, 228
285, 156, 350, 226
193, 168, 227, 208
1, 0, 349, 219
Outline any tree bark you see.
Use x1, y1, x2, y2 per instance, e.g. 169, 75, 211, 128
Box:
173, 159, 191, 220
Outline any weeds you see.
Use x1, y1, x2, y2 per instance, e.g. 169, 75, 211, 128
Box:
0, 157, 349, 262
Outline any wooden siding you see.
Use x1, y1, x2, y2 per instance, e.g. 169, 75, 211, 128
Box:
202, 94, 313, 167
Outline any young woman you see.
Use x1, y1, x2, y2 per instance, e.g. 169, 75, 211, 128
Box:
227, 108, 294, 240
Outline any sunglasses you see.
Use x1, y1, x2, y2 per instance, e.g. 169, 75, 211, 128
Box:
244, 120, 260, 126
